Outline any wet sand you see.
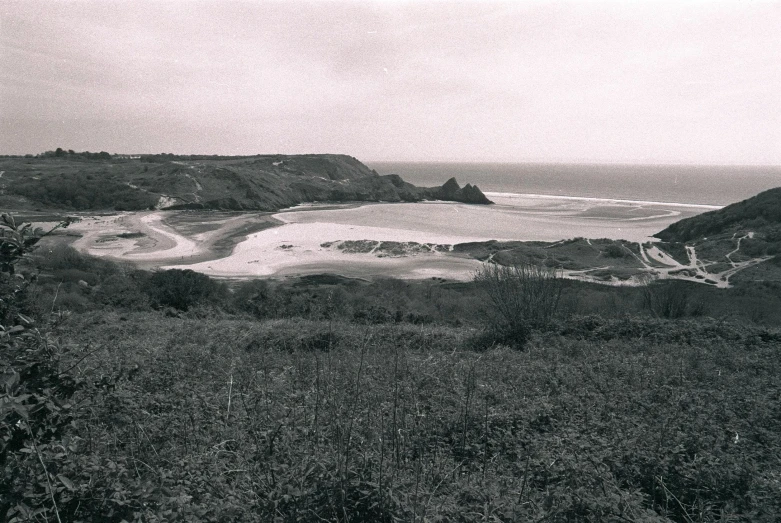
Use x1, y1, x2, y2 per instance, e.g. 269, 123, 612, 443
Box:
68, 211, 281, 269
68, 196, 716, 280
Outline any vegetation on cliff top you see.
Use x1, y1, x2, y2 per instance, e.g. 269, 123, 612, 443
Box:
0, 153, 491, 212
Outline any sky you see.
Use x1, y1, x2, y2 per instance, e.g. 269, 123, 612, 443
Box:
1, 1, 779, 164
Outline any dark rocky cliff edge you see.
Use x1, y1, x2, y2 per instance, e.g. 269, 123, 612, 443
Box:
0, 154, 493, 212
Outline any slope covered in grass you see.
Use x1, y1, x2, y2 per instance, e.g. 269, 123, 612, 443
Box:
10, 311, 776, 522
657, 187, 781, 245
0, 154, 491, 212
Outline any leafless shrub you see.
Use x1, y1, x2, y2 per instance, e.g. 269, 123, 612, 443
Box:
473, 262, 562, 348
641, 278, 698, 319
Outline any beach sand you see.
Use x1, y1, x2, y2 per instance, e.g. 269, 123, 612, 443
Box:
68, 211, 280, 269
68, 196, 715, 280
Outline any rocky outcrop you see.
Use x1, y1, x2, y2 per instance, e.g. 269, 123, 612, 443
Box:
423, 177, 494, 205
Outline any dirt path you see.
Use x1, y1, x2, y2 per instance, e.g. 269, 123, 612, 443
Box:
635, 235, 771, 288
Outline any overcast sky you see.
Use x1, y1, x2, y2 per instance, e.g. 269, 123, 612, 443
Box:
1, 1, 779, 164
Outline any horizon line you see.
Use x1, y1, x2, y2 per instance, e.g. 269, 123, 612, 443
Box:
365, 159, 781, 168
3, 151, 780, 169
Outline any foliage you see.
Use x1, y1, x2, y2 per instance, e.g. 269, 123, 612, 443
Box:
473, 262, 562, 348
46, 311, 781, 522
657, 187, 781, 243
1, 213, 86, 522
641, 279, 705, 319
41, 149, 112, 160
12, 171, 156, 211
601, 243, 627, 258
4, 212, 781, 520
145, 269, 227, 311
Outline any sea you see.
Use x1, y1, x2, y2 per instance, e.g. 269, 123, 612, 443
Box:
366, 163, 781, 207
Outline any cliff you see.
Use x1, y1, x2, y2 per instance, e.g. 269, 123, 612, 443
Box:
0, 154, 492, 212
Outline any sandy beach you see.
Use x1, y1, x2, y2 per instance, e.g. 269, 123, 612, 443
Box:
67, 195, 716, 280
68, 211, 280, 269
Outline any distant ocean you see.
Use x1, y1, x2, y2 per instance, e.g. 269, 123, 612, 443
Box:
366, 163, 781, 207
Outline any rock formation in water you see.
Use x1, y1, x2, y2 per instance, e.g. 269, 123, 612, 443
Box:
425, 177, 494, 205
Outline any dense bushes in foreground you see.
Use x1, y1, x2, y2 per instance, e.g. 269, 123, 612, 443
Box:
28, 244, 781, 329
11, 312, 774, 522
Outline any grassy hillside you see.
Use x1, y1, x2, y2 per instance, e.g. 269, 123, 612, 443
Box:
657, 187, 781, 248
0, 154, 491, 212
4, 309, 780, 522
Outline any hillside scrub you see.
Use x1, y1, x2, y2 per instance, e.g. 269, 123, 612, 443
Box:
30, 311, 781, 521
4, 213, 781, 520
657, 187, 781, 244
16, 241, 781, 328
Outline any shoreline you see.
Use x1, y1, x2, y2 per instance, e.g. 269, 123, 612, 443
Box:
484, 191, 723, 210
61, 194, 716, 282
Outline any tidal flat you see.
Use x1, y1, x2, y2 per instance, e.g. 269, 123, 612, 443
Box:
63, 195, 715, 280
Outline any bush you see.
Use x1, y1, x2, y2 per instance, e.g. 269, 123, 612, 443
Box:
94, 272, 151, 310
145, 269, 226, 311
602, 243, 626, 258
1, 214, 86, 521
641, 279, 703, 319
473, 262, 562, 349
231, 279, 273, 317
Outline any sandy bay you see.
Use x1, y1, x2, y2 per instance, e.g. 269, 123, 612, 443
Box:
64, 194, 717, 281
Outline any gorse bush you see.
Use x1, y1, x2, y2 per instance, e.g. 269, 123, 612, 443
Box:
146, 268, 227, 311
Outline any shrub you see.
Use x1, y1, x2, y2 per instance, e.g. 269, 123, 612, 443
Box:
145, 269, 226, 311
641, 279, 702, 319
602, 243, 626, 258
473, 262, 562, 348
231, 279, 273, 317
1, 214, 85, 521
92, 271, 150, 310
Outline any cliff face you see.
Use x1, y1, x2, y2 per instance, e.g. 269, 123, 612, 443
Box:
0, 154, 493, 211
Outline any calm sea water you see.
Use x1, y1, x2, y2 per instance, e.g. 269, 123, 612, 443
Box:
367, 163, 781, 206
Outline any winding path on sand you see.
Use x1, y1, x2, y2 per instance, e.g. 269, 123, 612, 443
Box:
636, 237, 771, 288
